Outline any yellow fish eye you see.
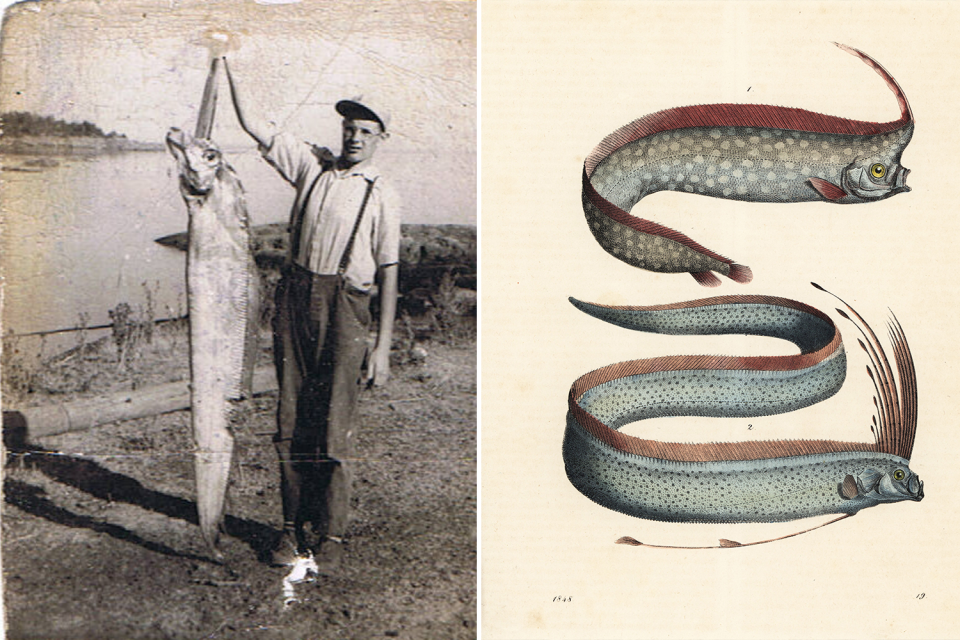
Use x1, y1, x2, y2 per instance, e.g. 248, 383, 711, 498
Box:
871, 163, 886, 179
894, 469, 905, 481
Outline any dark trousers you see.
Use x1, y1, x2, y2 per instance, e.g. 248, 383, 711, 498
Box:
273, 263, 371, 541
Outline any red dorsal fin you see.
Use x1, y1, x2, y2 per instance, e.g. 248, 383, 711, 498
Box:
808, 178, 847, 201
834, 42, 912, 126
584, 45, 912, 177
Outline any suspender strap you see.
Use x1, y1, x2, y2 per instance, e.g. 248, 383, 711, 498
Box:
289, 171, 325, 264
289, 168, 377, 276
337, 177, 377, 276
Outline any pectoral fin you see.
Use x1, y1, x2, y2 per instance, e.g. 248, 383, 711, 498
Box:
808, 177, 847, 201
841, 474, 859, 499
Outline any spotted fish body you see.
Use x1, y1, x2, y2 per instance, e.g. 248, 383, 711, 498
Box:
563, 294, 922, 524
583, 44, 914, 287
165, 59, 260, 557
167, 126, 261, 555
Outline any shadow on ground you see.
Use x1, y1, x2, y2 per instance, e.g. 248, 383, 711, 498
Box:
3, 410, 278, 564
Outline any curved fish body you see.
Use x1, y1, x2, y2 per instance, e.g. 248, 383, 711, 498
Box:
583, 44, 914, 287
563, 293, 922, 524
167, 127, 260, 555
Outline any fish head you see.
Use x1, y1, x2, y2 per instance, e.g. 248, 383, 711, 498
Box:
839, 124, 914, 202
846, 461, 923, 504
166, 127, 223, 196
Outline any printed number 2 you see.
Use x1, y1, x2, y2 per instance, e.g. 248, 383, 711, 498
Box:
553, 596, 572, 603
917, 593, 925, 600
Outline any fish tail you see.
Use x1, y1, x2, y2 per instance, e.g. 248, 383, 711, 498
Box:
727, 263, 753, 284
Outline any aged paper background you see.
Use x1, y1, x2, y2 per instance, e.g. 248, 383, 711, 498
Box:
481, 2, 960, 638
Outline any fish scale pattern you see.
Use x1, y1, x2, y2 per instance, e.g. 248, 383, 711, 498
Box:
590, 126, 908, 210
563, 415, 907, 523
561, 297, 917, 523
574, 301, 835, 349
579, 44, 915, 285
579, 360, 845, 427
582, 185, 726, 275
575, 302, 845, 425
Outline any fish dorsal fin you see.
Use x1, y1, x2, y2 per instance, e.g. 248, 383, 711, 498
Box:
841, 474, 859, 499
815, 284, 919, 461
584, 45, 912, 178
808, 178, 847, 201
834, 42, 913, 126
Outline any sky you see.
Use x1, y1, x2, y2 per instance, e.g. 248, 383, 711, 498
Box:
0, 0, 477, 222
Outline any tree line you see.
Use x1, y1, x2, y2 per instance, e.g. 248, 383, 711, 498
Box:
1, 111, 126, 138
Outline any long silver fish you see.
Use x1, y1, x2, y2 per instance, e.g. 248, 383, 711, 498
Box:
583, 43, 914, 286
563, 287, 922, 545
166, 58, 259, 558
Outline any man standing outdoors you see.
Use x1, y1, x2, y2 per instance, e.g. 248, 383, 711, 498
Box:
224, 59, 400, 568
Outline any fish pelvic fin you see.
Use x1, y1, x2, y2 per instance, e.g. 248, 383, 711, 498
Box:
691, 271, 722, 287
690, 263, 752, 287
620, 514, 855, 550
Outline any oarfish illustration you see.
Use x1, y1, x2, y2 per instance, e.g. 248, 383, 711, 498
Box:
583, 44, 914, 287
166, 58, 259, 558
563, 286, 921, 547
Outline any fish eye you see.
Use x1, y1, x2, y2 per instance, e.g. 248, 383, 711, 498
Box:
894, 469, 905, 481
203, 150, 218, 162
870, 163, 886, 179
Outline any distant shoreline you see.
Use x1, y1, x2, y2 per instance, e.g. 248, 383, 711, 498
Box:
0, 135, 164, 156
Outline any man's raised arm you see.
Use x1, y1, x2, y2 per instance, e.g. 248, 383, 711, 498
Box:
222, 57, 272, 148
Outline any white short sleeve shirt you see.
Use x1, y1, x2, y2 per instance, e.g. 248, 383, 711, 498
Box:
262, 132, 402, 290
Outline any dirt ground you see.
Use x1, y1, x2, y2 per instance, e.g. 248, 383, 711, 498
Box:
2, 316, 476, 639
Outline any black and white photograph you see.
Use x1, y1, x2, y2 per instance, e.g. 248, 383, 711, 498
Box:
0, 1, 476, 637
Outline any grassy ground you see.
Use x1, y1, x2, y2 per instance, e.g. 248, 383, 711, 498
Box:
2, 313, 476, 639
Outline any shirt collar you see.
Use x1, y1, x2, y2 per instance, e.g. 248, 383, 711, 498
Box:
334, 156, 381, 180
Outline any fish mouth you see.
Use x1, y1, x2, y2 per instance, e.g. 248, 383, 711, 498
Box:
895, 166, 911, 192
180, 173, 212, 196
909, 476, 923, 501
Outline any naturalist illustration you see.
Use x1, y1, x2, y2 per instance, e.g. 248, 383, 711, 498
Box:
562, 284, 922, 548
166, 57, 260, 560
582, 43, 914, 286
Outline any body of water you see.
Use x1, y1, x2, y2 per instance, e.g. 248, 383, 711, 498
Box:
1, 145, 470, 346
2, 150, 287, 342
